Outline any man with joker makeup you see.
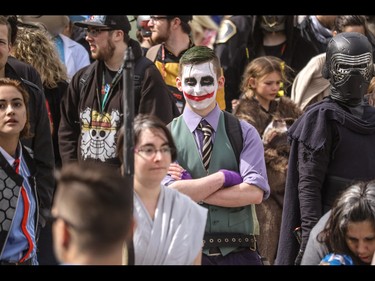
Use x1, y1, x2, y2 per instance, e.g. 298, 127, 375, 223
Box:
161, 46, 270, 265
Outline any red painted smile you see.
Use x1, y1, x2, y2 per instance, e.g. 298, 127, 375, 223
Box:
184, 91, 214, 101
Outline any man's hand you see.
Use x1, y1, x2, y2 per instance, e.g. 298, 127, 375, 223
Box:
168, 163, 192, 180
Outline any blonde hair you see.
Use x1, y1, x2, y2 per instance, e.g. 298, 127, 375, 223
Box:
366, 76, 375, 106
240, 56, 293, 96
12, 27, 68, 88
190, 16, 219, 47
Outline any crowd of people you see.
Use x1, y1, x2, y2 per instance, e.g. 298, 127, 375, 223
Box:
1, 14, 375, 267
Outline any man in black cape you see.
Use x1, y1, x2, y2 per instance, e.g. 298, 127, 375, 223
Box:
275, 32, 375, 265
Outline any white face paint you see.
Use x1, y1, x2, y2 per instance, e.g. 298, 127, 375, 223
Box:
181, 62, 218, 110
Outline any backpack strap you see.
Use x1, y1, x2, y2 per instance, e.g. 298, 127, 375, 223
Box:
223, 111, 243, 166
145, 44, 161, 62
79, 63, 96, 94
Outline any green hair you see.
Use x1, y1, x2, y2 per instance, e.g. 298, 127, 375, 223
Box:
178, 46, 221, 77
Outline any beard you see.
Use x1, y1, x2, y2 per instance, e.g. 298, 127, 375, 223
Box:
150, 26, 170, 45
92, 39, 116, 61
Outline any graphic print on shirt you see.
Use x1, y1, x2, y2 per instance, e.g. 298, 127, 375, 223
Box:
80, 107, 121, 162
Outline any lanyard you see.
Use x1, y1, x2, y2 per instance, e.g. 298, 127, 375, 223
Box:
100, 64, 125, 111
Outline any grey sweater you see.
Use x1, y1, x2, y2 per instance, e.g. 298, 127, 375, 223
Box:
301, 211, 330, 265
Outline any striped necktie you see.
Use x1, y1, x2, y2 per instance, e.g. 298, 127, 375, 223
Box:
199, 121, 213, 171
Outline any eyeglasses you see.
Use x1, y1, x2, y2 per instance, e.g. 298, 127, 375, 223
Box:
85, 28, 113, 37
149, 16, 169, 22
135, 145, 174, 159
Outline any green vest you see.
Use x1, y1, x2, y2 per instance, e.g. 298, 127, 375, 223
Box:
171, 112, 259, 255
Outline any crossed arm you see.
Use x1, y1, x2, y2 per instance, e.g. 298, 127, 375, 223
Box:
166, 163, 264, 208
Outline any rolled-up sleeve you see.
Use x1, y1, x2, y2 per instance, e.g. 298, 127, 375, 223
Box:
240, 120, 270, 200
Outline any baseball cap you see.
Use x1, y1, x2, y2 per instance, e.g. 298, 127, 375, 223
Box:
68, 15, 90, 23
75, 15, 131, 33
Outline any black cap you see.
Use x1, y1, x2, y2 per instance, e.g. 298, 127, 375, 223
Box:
75, 15, 131, 33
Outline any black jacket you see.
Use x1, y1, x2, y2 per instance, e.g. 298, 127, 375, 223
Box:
44, 81, 69, 169
59, 39, 179, 169
215, 16, 318, 111
7, 56, 43, 89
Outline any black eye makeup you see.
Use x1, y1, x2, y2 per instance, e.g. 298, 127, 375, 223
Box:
184, 77, 197, 86
184, 76, 215, 87
200, 76, 214, 86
